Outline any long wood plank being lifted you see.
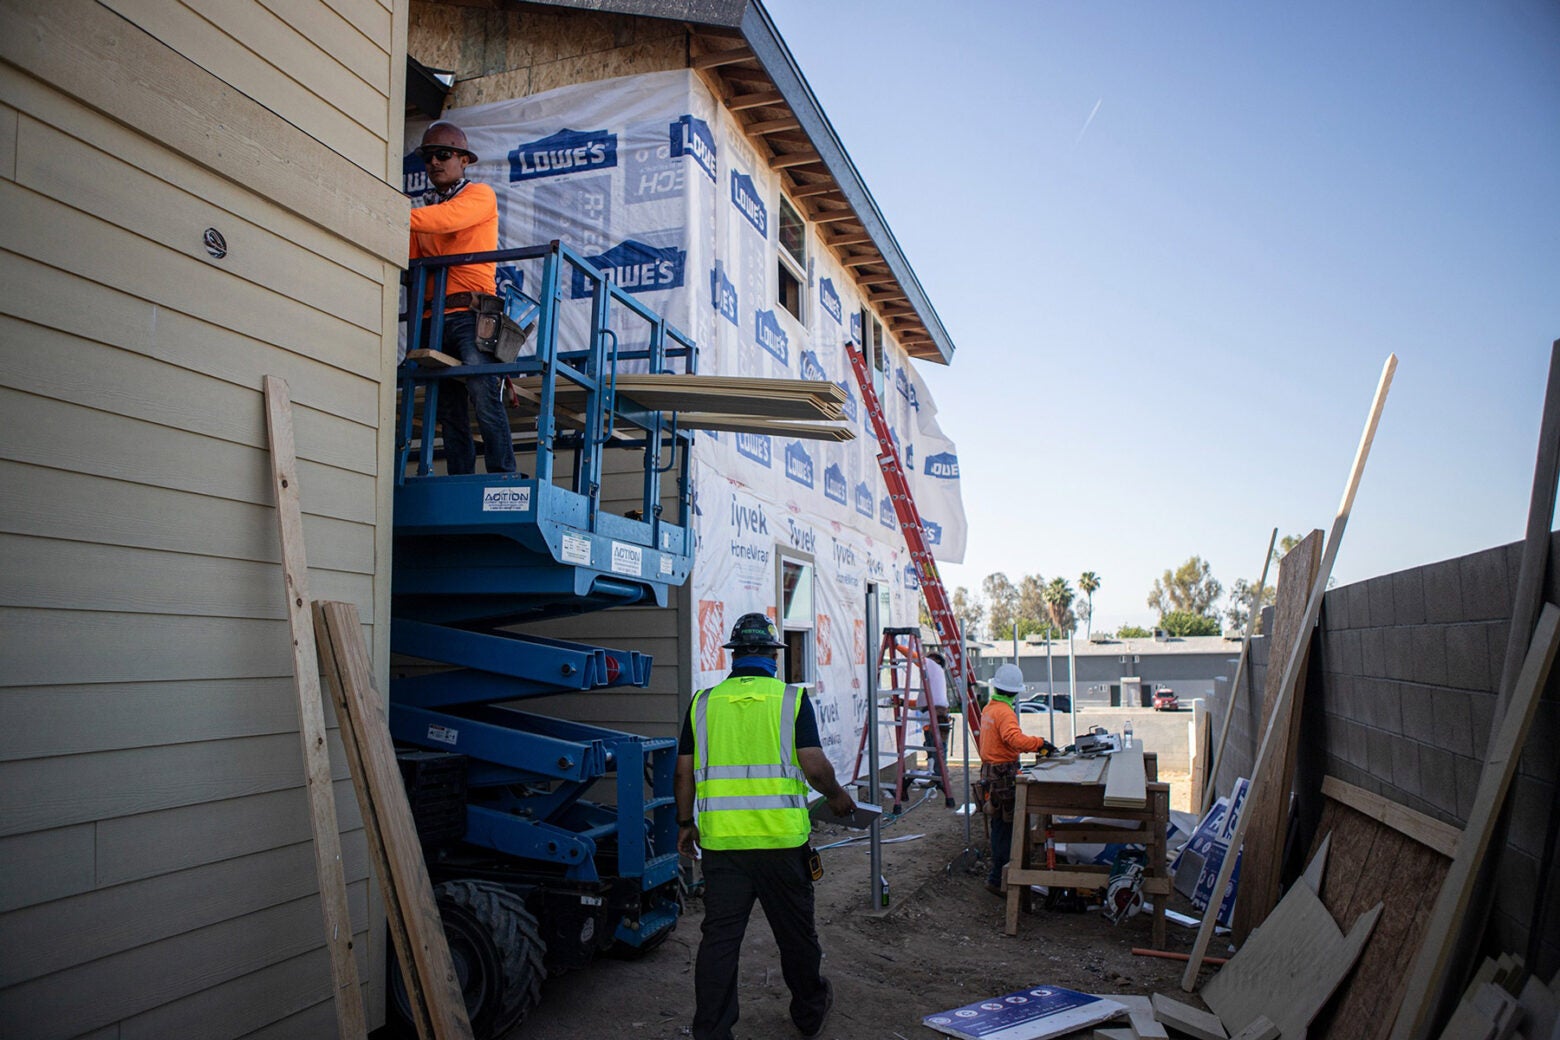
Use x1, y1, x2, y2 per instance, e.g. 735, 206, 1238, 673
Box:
513, 374, 848, 421
673, 413, 855, 441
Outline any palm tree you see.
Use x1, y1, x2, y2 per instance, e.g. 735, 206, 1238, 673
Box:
1043, 577, 1075, 636
1078, 571, 1100, 638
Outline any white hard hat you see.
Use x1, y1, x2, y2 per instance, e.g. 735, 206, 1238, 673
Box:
990, 664, 1026, 694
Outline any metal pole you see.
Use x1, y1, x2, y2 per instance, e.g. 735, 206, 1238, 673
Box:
866, 584, 884, 909
1068, 630, 1077, 746
1046, 638, 1056, 746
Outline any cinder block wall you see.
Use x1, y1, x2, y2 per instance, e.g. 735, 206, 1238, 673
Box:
1209, 536, 1560, 973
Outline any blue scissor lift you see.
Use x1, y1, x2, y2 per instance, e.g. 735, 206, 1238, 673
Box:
389, 241, 696, 1036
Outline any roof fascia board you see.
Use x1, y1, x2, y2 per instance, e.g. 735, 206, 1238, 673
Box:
737, 1, 955, 365
509, 0, 955, 364
518, 0, 746, 25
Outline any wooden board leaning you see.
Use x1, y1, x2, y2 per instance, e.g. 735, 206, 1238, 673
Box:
262, 376, 368, 1040
314, 600, 474, 1040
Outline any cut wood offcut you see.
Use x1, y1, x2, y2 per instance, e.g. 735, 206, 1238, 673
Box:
1201, 841, 1382, 1040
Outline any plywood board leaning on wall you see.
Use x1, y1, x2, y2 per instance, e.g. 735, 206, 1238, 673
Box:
1302, 786, 1457, 1040
1231, 528, 1322, 944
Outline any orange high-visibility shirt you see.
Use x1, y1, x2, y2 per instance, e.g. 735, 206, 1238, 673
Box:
977, 699, 1045, 764
408, 181, 498, 307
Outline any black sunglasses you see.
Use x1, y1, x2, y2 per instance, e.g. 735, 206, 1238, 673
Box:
420, 147, 464, 162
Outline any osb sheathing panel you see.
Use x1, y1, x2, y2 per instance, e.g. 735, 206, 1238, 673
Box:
527, 38, 686, 97
410, 1, 686, 108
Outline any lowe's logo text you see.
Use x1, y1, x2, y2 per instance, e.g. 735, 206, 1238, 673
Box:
730, 500, 769, 536
879, 495, 896, 528
787, 517, 816, 553
904, 564, 920, 590
730, 171, 767, 236
755, 310, 788, 365
924, 451, 960, 479
854, 482, 875, 518
671, 115, 717, 181
836, 381, 857, 423
785, 441, 814, 488
895, 366, 919, 409
736, 433, 772, 467
571, 240, 686, 298
824, 463, 847, 505
922, 519, 943, 545
799, 350, 827, 383
402, 152, 429, 197
711, 264, 738, 326
509, 128, 618, 181
849, 311, 862, 344
820, 278, 842, 323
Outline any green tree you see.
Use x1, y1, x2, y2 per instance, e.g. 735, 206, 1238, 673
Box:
1043, 577, 1076, 636
982, 572, 1019, 641
1160, 610, 1221, 637
1015, 617, 1061, 640
1078, 571, 1101, 638
1147, 556, 1223, 619
1017, 574, 1047, 634
1225, 577, 1276, 634
952, 586, 984, 641
1117, 624, 1153, 639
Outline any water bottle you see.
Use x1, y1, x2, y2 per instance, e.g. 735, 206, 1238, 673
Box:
1123, 719, 1134, 749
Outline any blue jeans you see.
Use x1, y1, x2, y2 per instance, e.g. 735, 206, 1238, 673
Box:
988, 815, 1015, 887
434, 311, 515, 474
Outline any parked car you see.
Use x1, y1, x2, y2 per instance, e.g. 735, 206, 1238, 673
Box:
1152, 686, 1179, 711
1017, 693, 1072, 714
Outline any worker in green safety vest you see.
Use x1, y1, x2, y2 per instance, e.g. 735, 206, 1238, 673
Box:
675, 612, 856, 1040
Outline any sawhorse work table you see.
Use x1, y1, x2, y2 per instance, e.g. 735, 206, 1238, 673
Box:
1003, 751, 1170, 948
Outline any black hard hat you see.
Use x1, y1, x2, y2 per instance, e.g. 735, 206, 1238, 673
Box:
723, 612, 787, 650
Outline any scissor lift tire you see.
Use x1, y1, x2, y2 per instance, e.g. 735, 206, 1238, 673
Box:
390, 879, 546, 1039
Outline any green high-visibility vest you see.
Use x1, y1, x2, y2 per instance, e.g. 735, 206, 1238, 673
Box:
691, 675, 810, 850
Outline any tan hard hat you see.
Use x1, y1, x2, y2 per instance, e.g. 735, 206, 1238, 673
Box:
419, 121, 477, 162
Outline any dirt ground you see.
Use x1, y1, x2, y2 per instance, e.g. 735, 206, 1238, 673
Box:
509, 765, 1219, 1040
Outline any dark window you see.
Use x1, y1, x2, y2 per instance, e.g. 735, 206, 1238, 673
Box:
777, 197, 806, 322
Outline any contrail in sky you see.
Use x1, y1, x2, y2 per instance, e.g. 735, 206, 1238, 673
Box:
1073, 98, 1103, 149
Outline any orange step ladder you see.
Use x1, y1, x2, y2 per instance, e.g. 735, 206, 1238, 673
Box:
852, 627, 955, 812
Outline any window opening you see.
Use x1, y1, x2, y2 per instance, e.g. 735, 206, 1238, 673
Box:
778, 552, 815, 684
777, 197, 807, 323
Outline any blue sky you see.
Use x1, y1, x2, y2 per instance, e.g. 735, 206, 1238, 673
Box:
766, 0, 1560, 633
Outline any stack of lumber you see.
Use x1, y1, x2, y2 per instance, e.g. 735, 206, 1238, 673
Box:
1435, 954, 1559, 1040
1103, 744, 1148, 809
511, 373, 855, 441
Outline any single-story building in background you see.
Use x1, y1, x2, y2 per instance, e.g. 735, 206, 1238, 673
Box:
975, 633, 1243, 706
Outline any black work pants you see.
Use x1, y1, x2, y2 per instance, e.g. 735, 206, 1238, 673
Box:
693, 844, 828, 1040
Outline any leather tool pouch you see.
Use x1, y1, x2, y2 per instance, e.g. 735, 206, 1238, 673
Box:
471, 293, 504, 356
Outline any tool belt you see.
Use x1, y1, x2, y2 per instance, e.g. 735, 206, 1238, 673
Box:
977, 760, 1021, 823
468, 293, 529, 363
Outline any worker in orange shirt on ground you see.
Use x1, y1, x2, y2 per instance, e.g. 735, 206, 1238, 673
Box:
977, 664, 1056, 896
409, 121, 515, 474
